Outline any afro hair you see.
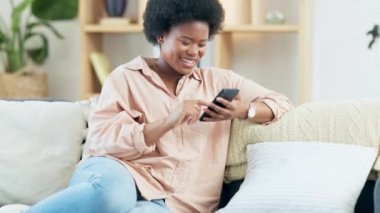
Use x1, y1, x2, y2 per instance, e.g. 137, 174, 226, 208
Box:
143, 0, 225, 45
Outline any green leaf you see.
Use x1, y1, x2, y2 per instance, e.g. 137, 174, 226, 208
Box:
6, 49, 25, 72
0, 30, 8, 44
32, 0, 78, 20
27, 20, 64, 39
25, 32, 48, 64
11, 0, 34, 33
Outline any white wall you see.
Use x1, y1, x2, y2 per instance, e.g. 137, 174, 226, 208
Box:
44, 22, 80, 100
312, 0, 380, 101
1, 0, 380, 102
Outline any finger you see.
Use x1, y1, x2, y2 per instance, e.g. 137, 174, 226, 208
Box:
216, 97, 233, 109
188, 105, 203, 123
186, 115, 196, 125
187, 116, 194, 124
195, 99, 210, 107
234, 93, 242, 100
185, 102, 201, 113
202, 114, 223, 122
210, 102, 230, 115
204, 108, 225, 119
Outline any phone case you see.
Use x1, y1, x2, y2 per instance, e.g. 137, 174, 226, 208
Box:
199, 88, 239, 121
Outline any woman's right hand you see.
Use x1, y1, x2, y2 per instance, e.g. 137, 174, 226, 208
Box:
143, 99, 208, 146
167, 100, 209, 128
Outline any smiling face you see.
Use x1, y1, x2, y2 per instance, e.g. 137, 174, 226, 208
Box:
157, 21, 209, 76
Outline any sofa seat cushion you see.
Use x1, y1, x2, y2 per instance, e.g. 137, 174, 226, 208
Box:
0, 100, 89, 206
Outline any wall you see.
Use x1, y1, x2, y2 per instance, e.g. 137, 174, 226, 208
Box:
224, 0, 299, 103
1, 0, 380, 102
312, 0, 380, 101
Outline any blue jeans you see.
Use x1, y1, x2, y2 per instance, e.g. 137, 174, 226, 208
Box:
25, 157, 169, 213
375, 178, 380, 213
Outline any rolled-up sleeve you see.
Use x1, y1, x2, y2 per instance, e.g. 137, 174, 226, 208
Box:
86, 68, 155, 160
226, 69, 294, 123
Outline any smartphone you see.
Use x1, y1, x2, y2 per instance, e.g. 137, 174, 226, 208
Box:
199, 88, 240, 121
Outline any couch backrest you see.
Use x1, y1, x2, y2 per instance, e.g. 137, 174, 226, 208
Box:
225, 99, 380, 182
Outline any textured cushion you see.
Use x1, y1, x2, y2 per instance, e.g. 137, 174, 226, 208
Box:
225, 100, 380, 182
0, 100, 89, 205
219, 142, 378, 213
0, 204, 30, 213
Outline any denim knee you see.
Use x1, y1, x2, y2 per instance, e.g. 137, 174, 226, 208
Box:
76, 157, 137, 213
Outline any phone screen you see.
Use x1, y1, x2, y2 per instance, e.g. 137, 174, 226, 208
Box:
199, 88, 239, 121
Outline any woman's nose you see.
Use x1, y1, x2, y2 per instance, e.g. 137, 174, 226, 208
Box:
187, 45, 198, 56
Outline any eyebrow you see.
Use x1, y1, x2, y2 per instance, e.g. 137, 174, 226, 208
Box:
180, 36, 208, 42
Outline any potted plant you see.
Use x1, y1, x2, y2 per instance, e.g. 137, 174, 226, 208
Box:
0, 0, 77, 98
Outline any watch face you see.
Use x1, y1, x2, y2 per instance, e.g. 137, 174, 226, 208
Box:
248, 104, 256, 118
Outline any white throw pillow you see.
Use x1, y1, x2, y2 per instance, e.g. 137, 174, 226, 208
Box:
0, 204, 30, 213
219, 142, 378, 213
0, 100, 89, 206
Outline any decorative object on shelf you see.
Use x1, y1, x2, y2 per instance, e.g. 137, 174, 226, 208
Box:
101, 0, 130, 25
90, 52, 112, 85
219, 0, 251, 25
0, 0, 77, 98
265, 10, 286, 25
105, 0, 127, 17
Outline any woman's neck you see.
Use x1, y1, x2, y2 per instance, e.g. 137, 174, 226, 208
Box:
148, 58, 182, 95
155, 58, 183, 83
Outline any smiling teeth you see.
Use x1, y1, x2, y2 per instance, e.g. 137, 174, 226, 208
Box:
182, 58, 195, 65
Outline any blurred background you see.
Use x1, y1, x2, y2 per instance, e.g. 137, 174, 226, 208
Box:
0, 0, 379, 104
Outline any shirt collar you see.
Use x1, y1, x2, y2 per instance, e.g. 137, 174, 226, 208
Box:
124, 56, 202, 82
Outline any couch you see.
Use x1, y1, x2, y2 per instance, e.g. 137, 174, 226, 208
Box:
0, 99, 379, 213
220, 99, 380, 212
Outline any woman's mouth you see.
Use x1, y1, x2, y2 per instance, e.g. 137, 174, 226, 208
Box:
180, 57, 197, 68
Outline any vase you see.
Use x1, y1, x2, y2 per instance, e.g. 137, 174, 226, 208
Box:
0, 71, 47, 98
105, 0, 127, 17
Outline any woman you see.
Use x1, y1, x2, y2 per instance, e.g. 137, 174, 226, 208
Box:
26, 0, 292, 212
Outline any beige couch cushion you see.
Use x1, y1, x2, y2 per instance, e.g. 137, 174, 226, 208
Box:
225, 100, 380, 182
0, 100, 89, 206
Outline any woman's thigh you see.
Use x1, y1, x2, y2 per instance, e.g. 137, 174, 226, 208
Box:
26, 156, 138, 213
70, 156, 138, 209
128, 200, 170, 213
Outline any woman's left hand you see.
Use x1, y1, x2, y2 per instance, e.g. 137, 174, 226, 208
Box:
201, 94, 248, 121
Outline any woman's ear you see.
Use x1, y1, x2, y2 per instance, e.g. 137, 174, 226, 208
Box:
156, 35, 164, 44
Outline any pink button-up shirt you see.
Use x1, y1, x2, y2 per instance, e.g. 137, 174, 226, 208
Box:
85, 56, 292, 212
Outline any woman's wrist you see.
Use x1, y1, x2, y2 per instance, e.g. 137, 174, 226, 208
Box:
238, 102, 251, 120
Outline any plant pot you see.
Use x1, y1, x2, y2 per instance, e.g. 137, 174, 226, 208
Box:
105, 0, 127, 17
0, 71, 48, 98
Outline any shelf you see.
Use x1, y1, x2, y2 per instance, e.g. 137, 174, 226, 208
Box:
222, 24, 299, 33
84, 24, 143, 33
83, 24, 298, 34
